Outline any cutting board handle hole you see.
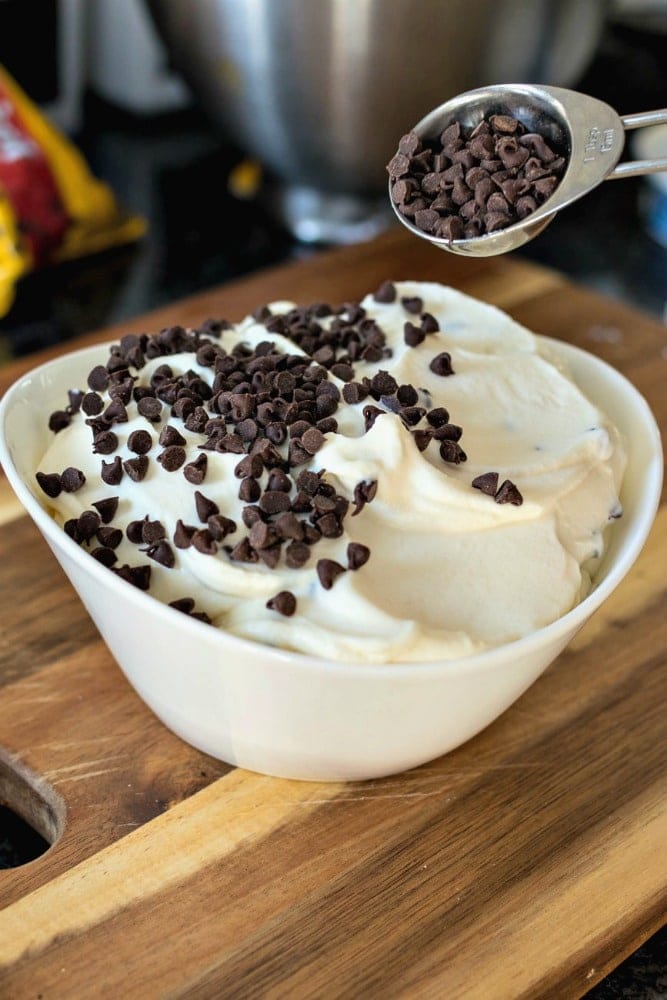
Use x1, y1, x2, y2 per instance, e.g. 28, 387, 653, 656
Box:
0, 747, 66, 869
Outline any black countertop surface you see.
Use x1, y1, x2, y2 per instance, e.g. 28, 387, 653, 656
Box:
0, 17, 665, 998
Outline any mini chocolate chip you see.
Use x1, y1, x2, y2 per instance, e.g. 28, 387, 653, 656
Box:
288, 440, 311, 467
126, 518, 145, 544
146, 540, 175, 568
266, 591, 297, 617
490, 114, 520, 134
258, 545, 282, 569
170, 597, 195, 614
229, 537, 257, 563
315, 394, 338, 419
401, 296, 423, 315
316, 513, 342, 538
239, 477, 261, 502
113, 564, 152, 590
387, 151, 411, 179
429, 352, 455, 376
82, 392, 103, 416
370, 371, 398, 397
77, 511, 101, 542
137, 396, 163, 422
185, 408, 208, 433
61, 467, 86, 493
48, 410, 71, 433
236, 418, 259, 442
363, 405, 384, 432
317, 417, 338, 434
104, 399, 128, 424
195, 490, 219, 522
360, 345, 384, 363
330, 362, 354, 382
91, 496, 119, 523
157, 446, 186, 471
173, 520, 196, 549
259, 490, 291, 515
248, 520, 276, 550
439, 440, 467, 464
495, 479, 523, 505
396, 384, 419, 407
274, 512, 304, 541
123, 456, 149, 482
400, 406, 426, 427
96, 525, 123, 549
285, 540, 310, 568
101, 456, 123, 485
352, 479, 378, 515
242, 505, 265, 528
301, 427, 325, 455
313, 493, 337, 513
404, 322, 425, 347
64, 518, 81, 542
421, 313, 440, 334
87, 365, 109, 391
472, 472, 499, 496
427, 407, 450, 427
296, 470, 320, 495
412, 429, 432, 452
91, 547, 117, 567
431, 423, 462, 441
235, 454, 263, 480
303, 523, 322, 545
127, 430, 153, 455
436, 216, 464, 240
267, 468, 291, 492
347, 542, 370, 570
342, 381, 369, 404
159, 425, 186, 447
208, 514, 236, 541
171, 396, 195, 420
192, 529, 218, 555
141, 518, 165, 544
183, 454, 208, 485
265, 422, 287, 445
373, 280, 396, 303
217, 433, 245, 454
36, 472, 62, 498
93, 430, 118, 455
316, 558, 346, 590
275, 370, 296, 395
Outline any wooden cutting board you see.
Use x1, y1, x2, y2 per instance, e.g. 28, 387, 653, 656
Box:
0, 229, 665, 999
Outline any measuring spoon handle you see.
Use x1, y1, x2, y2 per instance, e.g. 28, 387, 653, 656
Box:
607, 108, 667, 179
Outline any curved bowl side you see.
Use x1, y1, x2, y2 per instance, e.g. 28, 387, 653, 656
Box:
0, 337, 662, 780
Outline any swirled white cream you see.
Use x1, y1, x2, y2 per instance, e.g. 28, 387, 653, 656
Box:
38, 282, 625, 662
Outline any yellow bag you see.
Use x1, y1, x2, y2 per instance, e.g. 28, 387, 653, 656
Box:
0, 65, 146, 317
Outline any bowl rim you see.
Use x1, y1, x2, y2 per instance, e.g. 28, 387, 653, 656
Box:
0, 335, 662, 680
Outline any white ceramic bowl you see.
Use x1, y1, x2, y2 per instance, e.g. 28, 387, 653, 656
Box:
0, 337, 662, 781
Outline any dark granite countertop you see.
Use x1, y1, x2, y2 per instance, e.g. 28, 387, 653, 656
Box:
0, 17, 665, 997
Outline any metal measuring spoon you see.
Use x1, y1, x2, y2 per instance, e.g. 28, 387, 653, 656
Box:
389, 83, 667, 257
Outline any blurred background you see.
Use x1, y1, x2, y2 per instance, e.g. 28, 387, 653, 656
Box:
0, 0, 664, 365
0, 2, 665, 991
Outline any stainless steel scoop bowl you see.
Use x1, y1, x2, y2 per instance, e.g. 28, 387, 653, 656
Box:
390, 84, 667, 257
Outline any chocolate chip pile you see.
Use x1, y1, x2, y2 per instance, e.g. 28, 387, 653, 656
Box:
39, 284, 522, 624
387, 113, 566, 240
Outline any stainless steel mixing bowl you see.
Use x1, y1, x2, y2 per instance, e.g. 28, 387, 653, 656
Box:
147, 0, 606, 237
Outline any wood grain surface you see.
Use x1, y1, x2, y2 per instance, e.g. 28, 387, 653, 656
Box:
0, 229, 665, 999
